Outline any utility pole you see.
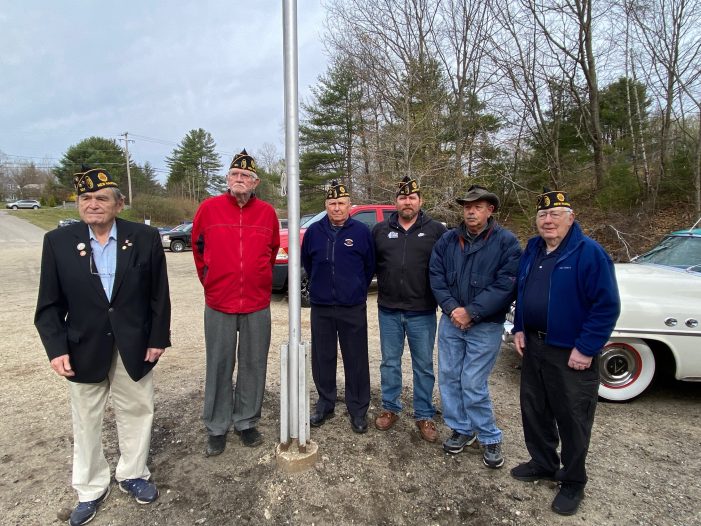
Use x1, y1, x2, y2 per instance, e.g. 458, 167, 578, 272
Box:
119, 132, 134, 206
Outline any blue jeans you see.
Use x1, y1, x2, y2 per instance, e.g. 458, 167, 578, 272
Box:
437, 315, 503, 444
378, 308, 437, 420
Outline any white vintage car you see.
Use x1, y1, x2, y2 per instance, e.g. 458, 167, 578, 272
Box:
600, 223, 701, 401
504, 221, 701, 401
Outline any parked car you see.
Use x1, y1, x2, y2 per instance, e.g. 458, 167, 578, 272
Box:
273, 204, 396, 306
504, 220, 701, 402
161, 222, 193, 252
600, 222, 701, 401
57, 218, 81, 228
6, 199, 41, 209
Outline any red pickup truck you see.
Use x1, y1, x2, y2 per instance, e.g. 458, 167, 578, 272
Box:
273, 204, 396, 304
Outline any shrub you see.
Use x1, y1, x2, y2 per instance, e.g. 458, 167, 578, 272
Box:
131, 195, 200, 226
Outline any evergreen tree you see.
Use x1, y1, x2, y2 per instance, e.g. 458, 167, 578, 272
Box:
132, 161, 163, 196
166, 128, 222, 200
300, 58, 365, 210
600, 77, 649, 148
54, 137, 128, 189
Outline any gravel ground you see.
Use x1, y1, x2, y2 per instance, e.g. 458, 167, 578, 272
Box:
1, 217, 700, 526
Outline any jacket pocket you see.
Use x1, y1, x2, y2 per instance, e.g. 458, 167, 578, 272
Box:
469, 272, 489, 293
67, 327, 81, 343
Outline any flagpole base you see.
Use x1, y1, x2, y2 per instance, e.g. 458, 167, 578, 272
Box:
276, 439, 318, 473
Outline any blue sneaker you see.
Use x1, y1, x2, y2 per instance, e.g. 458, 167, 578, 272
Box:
118, 478, 159, 504
69, 486, 110, 526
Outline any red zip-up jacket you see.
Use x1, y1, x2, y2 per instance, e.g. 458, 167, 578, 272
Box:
192, 193, 279, 314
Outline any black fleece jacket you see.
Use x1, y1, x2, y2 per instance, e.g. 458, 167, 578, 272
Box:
372, 210, 447, 312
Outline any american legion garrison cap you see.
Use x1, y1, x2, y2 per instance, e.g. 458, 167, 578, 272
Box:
536, 187, 572, 211
326, 180, 350, 200
73, 168, 119, 195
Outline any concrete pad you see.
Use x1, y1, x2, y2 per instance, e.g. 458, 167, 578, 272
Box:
276, 439, 319, 473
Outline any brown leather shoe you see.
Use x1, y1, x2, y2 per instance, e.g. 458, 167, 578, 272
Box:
416, 420, 438, 442
374, 410, 399, 431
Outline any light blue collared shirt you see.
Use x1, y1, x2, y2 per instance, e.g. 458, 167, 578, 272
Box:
89, 222, 117, 300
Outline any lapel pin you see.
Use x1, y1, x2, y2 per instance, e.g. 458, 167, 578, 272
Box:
77, 243, 85, 251
79, 250, 86, 256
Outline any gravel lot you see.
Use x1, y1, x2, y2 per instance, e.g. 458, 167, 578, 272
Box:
1, 211, 700, 526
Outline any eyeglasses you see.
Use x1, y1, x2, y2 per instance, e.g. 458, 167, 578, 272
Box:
536, 210, 571, 220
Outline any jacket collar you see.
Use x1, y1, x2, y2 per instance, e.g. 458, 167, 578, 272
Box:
71, 217, 136, 303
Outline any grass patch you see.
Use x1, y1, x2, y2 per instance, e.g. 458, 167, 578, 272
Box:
5, 206, 158, 232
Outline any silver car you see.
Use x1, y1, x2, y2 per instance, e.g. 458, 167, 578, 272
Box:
6, 199, 41, 209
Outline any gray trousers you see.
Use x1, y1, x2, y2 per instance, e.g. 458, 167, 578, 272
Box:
203, 305, 271, 436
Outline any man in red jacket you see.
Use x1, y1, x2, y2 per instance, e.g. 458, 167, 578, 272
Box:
192, 149, 280, 456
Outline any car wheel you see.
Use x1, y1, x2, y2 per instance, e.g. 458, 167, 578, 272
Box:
11, 205, 18, 210
598, 338, 655, 402
170, 240, 185, 253
301, 272, 310, 308
32, 205, 39, 209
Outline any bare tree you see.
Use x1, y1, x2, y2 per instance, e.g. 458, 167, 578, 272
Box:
490, 0, 570, 188
631, 0, 701, 208
522, 0, 607, 189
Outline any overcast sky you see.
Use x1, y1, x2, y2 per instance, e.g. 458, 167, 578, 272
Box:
0, 1, 329, 181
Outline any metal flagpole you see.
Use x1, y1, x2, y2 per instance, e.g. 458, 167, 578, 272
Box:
277, 0, 317, 472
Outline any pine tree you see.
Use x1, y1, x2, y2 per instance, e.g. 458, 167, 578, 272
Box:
300, 58, 365, 210
54, 137, 128, 189
166, 129, 222, 200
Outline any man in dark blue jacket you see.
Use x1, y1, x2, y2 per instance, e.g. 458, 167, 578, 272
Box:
302, 181, 375, 433
429, 185, 521, 468
372, 176, 447, 442
511, 190, 620, 516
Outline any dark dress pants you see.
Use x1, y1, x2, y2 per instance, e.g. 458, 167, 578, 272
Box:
520, 332, 599, 487
310, 303, 370, 418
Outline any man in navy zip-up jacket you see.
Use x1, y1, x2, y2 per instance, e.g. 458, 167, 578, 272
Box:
511, 189, 620, 516
302, 181, 375, 433
429, 185, 521, 469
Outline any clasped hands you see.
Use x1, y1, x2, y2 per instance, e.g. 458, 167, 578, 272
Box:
450, 307, 473, 331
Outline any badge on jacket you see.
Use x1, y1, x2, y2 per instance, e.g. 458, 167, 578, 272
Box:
344, 238, 354, 247
388, 232, 398, 239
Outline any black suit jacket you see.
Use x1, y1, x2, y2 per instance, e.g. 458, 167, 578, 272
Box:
35, 217, 171, 383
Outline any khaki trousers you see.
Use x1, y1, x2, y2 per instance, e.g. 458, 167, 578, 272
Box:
69, 349, 154, 501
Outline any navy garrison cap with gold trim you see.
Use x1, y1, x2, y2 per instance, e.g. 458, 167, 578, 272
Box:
326, 180, 350, 200
396, 175, 420, 197
536, 187, 571, 211
229, 148, 257, 174
74, 168, 119, 195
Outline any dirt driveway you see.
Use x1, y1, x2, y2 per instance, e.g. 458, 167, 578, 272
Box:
1, 220, 700, 526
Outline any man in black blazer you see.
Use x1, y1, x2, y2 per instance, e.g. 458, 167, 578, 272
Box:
35, 168, 171, 526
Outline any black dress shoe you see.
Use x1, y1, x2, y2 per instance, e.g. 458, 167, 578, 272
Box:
350, 415, 368, 434
310, 410, 334, 427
